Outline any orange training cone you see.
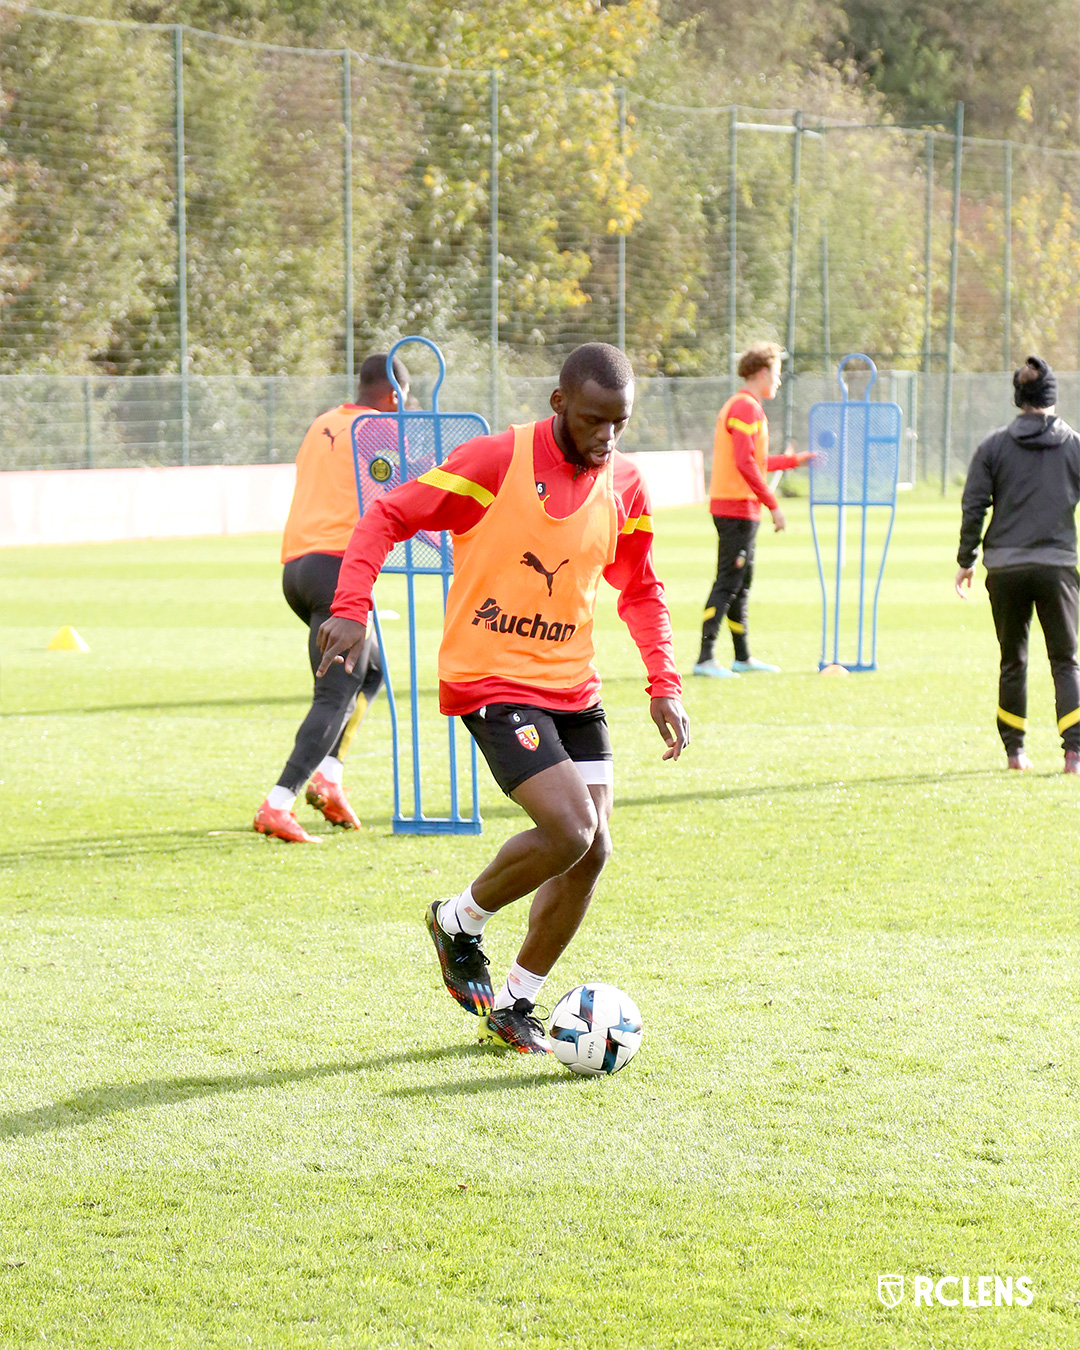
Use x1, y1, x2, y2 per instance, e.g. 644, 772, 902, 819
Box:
47, 626, 90, 652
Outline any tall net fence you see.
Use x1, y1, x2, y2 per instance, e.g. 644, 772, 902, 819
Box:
6, 367, 1039, 486
5, 6, 1080, 482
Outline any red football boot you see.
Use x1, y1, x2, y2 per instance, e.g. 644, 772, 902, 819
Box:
1065, 750, 1080, 775
1007, 753, 1033, 771
305, 772, 361, 829
253, 799, 322, 843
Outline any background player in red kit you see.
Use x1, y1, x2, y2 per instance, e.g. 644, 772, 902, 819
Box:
694, 341, 815, 678
317, 343, 690, 1054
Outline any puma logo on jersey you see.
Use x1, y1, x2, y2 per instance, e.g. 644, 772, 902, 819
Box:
521, 551, 569, 596
322, 426, 344, 452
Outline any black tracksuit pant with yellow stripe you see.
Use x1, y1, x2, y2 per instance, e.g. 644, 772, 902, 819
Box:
986, 564, 1080, 754
698, 516, 756, 664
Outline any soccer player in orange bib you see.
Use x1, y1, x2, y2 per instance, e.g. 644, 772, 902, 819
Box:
253, 354, 408, 843
317, 343, 690, 1054
694, 342, 815, 677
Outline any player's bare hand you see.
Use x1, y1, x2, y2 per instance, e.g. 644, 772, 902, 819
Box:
650, 696, 690, 762
955, 566, 974, 599
316, 616, 368, 676
793, 450, 817, 467
771, 506, 787, 532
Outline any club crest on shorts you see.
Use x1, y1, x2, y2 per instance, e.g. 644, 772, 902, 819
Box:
515, 724, 540, 751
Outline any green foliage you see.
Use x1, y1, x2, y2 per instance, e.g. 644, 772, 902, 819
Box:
835, 0, 1080, 142
832, 1, 956, 124
3, 0, 1080, 381
179, 34, 346, 374
355, 0, 660, 360
0, 13, 176, 373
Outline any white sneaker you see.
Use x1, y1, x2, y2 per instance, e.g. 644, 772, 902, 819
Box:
731, 657, 781, 674
692, 660, 739, 679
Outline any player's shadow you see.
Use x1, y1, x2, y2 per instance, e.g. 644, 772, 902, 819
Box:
1, 769, 1001, 861
610, 767, 997, 812
475, 767, 996, 820
3, 693, 309, 719
384, 1073, 557, 1099
0, 827, 278, 868
0, 1043, 554, 1140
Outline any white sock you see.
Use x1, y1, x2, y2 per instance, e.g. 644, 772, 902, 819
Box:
316, 755, 343, 785
493, 961, 547, 1011
437, 884, 495, 937
267, 785, 296, 811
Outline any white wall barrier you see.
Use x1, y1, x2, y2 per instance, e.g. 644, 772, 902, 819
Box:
0, 450, 705, 549
0, 463, 298, 548
626, 449, 705, 511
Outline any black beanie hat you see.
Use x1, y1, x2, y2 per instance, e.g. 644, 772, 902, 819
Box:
1013, 355, 1057, 410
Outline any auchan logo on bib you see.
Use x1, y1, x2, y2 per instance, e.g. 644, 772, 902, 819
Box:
471, 596, 577, 643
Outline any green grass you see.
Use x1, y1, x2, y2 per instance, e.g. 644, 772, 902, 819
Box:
2, 492, 1079, 1348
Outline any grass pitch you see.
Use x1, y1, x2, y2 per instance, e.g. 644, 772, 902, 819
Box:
1, 493, 1079, 1348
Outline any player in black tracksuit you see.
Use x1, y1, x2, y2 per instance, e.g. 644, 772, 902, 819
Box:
956, 356, 1080, 772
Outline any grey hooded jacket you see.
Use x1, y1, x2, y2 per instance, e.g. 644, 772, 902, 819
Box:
957, 413, 1080, 570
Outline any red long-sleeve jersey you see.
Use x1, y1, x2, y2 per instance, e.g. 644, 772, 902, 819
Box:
332, 416, 682, 715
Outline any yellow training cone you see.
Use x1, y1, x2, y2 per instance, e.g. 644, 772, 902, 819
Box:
47, 626, 90, 652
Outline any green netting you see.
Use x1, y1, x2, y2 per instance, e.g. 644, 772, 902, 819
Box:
5, 6, 1080, 484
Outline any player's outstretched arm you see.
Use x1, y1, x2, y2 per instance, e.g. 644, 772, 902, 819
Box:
316, 616, 368, 676
650, 696, 690, 761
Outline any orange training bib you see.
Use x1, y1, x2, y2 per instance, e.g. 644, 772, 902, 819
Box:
438, 422, 617, 693
708, 393, 769, 501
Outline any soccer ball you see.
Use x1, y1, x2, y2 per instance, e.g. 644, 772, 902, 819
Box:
548, 983, 643, 1077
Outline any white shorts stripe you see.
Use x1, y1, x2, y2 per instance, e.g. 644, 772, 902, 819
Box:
573, 759, 614, 787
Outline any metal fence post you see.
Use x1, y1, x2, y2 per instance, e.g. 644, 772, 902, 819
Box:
342, 50, 354, 383
266, 378, 276, 462
173, 25, 190, 467
942, 102, 964, 494
921, 131, 935, 483
783, 109, 803, 448
83, 375, 94, 468
617, 87, 626, 352
1003, 140, 1012, 373
728, 105, 738, 381
489, 69, 499, 430
820, 127, 830, 375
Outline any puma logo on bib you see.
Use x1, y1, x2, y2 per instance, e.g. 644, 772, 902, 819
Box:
521, 551, 569, 596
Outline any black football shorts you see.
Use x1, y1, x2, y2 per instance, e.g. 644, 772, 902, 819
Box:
461, 702, 613, 796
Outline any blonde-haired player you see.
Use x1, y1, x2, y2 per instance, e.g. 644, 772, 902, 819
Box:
694, 342, 815, 677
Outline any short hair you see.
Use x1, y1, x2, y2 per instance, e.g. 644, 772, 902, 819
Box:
558, 343, 635, 394
358, 352, 409, 399
737, 342, 784, 381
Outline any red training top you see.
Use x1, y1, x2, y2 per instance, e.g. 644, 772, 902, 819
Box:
331, 416, 682, 716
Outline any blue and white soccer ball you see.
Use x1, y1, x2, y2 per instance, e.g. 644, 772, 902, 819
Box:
548, 983, 643, 1077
